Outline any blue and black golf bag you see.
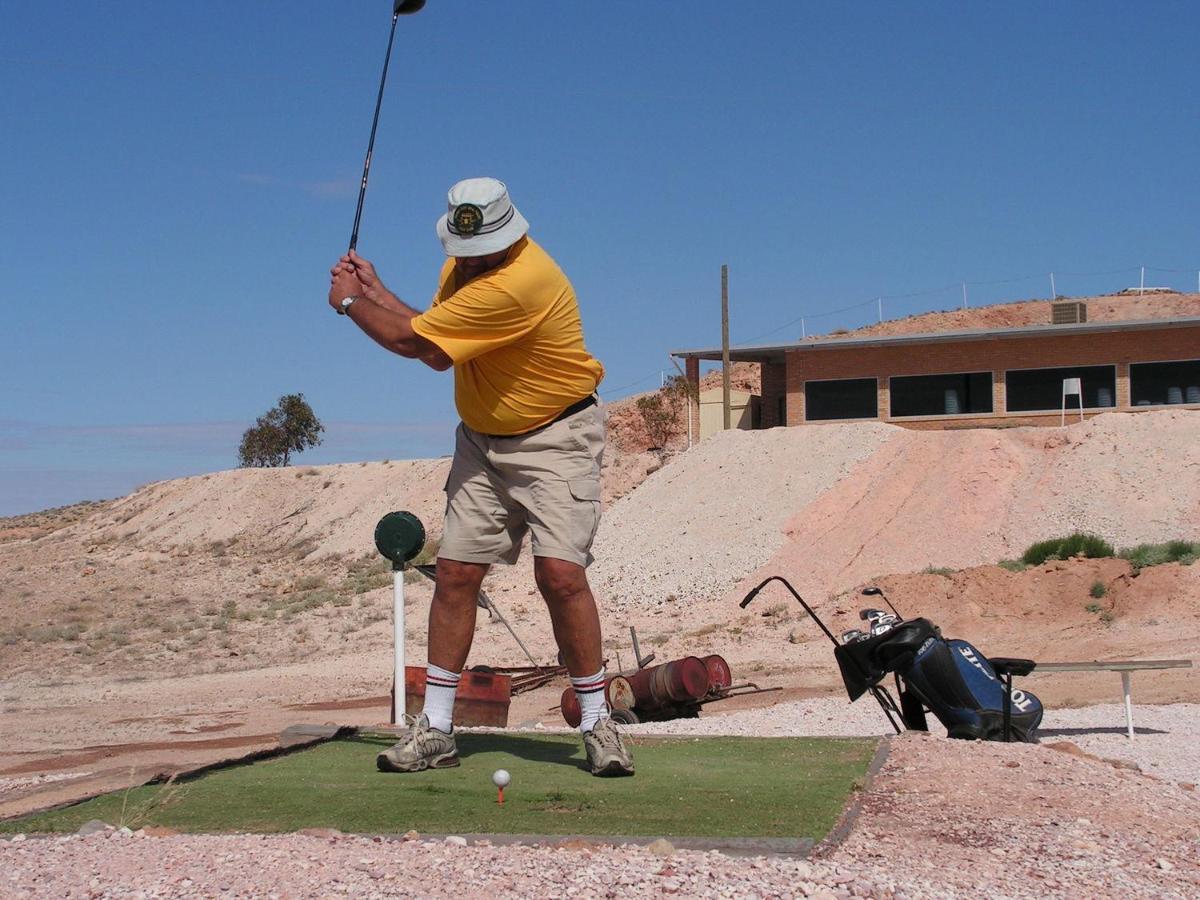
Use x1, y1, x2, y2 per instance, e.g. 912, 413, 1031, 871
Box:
837, 618, 1043, 742
741, 577, 1043, 743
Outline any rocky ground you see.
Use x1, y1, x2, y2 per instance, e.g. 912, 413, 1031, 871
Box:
3, 710, 1198, 898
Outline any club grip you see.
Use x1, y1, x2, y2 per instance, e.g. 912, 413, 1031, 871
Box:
739, 586, 762, 609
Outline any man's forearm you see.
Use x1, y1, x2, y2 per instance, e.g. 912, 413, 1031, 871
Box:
346, 295, 453, 370
368, 287, 422, 319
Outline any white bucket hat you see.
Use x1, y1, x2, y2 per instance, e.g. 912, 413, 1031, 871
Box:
436, 177, 530, 257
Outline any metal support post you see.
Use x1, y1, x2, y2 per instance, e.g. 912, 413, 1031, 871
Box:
392, 568, 405, 724
721, 265, 731, 430
1121, 671, 1135, 739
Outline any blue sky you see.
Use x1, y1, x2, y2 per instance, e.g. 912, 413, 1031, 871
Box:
2, 1, 1198, 515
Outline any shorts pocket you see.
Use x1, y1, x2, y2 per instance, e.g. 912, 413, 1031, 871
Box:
567, 479, 601, 502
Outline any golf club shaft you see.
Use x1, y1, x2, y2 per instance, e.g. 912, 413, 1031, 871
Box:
349, 12, 400, 252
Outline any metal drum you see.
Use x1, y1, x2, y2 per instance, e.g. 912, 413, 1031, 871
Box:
701, 654, 732, 692
560, 686, 582, 728
560, 675, 636, 727
606, 675, 635, 711
628, 656, 710, 708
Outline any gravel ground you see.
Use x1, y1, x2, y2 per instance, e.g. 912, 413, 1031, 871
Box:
3, 723, 1197, 899
559, 699, 1200, 787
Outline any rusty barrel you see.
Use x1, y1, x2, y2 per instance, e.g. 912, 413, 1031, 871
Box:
702, 654, 732, 692
627, 656, 710, 709
560, 675, 635, 728
404, 666, 511, 727
561, 686, 582, 728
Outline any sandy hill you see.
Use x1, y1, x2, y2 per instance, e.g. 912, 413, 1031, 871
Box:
3, 408, 1196, 695
821, 289, 1200, 341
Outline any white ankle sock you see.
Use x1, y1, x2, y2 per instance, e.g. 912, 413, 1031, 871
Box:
422, 664, 460, 733
571, 667, 609, 733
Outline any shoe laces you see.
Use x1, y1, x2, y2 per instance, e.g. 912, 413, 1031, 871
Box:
401, 714, 448, 750
589, 719, 624, 750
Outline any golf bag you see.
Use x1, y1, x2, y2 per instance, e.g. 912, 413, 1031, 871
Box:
836, 618, 1043, 742
741, 577, 1043, 743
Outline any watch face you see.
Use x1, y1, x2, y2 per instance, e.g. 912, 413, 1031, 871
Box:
341, 296, 355, 309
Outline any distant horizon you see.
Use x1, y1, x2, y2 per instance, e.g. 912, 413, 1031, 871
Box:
4, 283, 1196, 518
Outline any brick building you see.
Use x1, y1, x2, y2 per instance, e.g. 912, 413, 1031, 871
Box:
673, 316, 1200, 430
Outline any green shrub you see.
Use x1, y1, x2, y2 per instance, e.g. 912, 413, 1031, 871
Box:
1089, 580, 1107, 599
921, 566, 956, 577
1020, 533, 1115, 566
1085, 602, 1103, 614
1119, 541, 1200, 571
997, 559, 1026, 573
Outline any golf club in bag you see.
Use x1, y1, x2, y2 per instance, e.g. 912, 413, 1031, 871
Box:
741, 577, 1043, 742
346, 1, 426, 258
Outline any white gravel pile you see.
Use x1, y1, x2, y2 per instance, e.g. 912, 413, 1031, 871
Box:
588, 423, 899, 613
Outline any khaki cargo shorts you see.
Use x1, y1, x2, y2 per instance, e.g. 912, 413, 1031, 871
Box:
440, 400, 605, 568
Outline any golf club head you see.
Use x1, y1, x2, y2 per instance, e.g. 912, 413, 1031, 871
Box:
394, 0, 425, 13
840, 629, 867, 645
862, 586, 883, 596
859, 608, 886, 622
870, 621, 896, 637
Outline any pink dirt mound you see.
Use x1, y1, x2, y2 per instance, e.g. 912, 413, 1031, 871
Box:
740, 410, 1200, 607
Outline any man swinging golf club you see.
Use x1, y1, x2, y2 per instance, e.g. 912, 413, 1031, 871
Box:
328, 178, 634, 777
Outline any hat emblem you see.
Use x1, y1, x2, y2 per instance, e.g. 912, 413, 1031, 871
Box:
451, 203, 484, 236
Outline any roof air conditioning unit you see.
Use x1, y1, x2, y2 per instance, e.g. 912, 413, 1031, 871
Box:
1051, 301, 1087, 325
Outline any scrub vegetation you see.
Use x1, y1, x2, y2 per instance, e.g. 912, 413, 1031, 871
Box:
1017, 533, 1199, 570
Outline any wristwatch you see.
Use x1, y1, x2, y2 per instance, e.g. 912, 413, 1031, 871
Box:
338, 295, 359, 316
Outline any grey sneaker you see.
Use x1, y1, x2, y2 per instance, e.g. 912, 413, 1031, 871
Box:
376, 714, 459, 773
583, 717, 635, 777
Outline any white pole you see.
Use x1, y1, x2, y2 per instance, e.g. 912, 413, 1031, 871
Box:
1121, 671, 1134, 740
961, 281, 968, 308
800, 317, 806, 339
877, 297, 883, 322
661, 370, 665, 389
1050, 272, 1056, 300
1139, 266, 1145, 296
392, 568, 405, 725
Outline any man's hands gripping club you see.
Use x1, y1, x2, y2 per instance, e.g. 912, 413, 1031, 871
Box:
328, 251, 453, 371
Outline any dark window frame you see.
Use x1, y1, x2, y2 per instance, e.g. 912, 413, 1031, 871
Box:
888, 371, 994, 418
804, 377, 879, 422
1130, 358, 1200, 407
1004, 364, 1117, 413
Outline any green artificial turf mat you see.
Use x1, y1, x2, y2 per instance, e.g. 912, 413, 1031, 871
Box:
5, 733, 877, 840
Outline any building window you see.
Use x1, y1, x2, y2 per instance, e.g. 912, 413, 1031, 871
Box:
1131, 360, 1200, 406
890, 372, 993, 417
805, 378, 878, 421
1005, 365, 1116, 412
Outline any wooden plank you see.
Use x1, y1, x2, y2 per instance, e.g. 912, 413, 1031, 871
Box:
1033, 659, 1193, 673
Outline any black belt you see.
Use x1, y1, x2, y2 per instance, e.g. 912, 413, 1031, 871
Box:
486, 395, 597, 439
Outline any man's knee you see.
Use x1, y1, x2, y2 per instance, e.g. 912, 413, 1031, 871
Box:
434, 558, 488, 602
534, 556, 589, 603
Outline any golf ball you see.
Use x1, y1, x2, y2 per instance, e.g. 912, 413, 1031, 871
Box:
492, 769, 511, 788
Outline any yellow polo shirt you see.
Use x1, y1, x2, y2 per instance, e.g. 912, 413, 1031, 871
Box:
410, 237, 605, 435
